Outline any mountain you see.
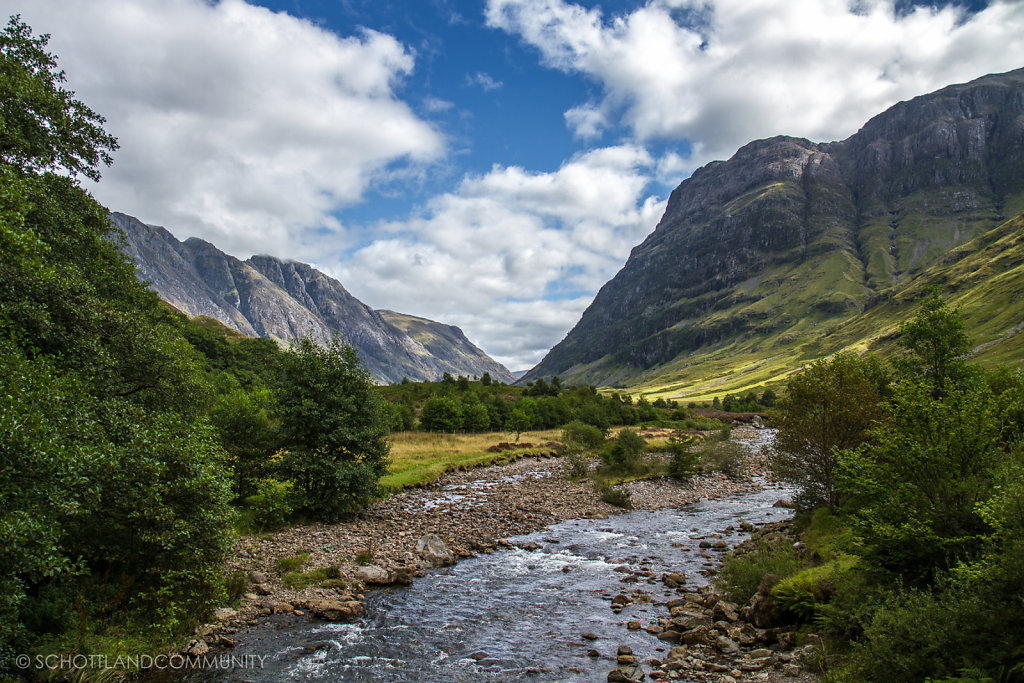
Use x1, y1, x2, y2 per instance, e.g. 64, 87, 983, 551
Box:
525, 68, 1024, 395
111, 213, 515, 384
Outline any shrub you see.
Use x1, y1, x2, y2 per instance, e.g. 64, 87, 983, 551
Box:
245, 478, 293, 531
665, 435, 700, 480
565, 452, 591, 480
600, 429, 648, 475
717, 540, 806, 605
596, 482, 633, 509
700, 440, 747, 478
275, 554, 309, 574
561, 420, 606, 453
283, 566, 341, 590
773, 352, 888, 510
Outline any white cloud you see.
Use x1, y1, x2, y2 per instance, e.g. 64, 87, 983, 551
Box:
487, 0, 1024, 166
466, 71, 504, 91
8, 0, 443, 258
336, 145, 665, 370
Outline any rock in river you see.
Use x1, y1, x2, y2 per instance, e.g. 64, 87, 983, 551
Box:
416, 533, 456, 567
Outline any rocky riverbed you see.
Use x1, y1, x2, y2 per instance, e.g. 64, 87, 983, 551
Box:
182, 427, 821, 681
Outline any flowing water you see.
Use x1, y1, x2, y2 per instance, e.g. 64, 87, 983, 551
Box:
176, 432, 794, 682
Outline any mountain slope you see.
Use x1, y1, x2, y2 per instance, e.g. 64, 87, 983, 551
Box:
525, 68, 1024, 392
112, 213, 514, 384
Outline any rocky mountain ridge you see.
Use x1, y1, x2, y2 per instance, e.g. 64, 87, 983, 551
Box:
525, 67, 1024, 391
112, 213, 515, 384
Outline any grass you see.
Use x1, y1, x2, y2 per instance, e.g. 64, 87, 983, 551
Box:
282, 565, 341, 590
380, 429, 563, 491
274, 553, 309, 574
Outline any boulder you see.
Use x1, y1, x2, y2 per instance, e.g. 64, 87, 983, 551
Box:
354, 565, 392, 585
608, 665, 644, 682
182, 639, 209, 657
248, 571, 268, 584
712, 600, 740, 622
662, 572, 687, 588
212, 607, 237, 622
303, 598, 365, 621
671, 611, 712, 630
416, 534, 456, 567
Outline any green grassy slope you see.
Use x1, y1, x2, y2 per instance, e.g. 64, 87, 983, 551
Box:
627, 210, 1024, 401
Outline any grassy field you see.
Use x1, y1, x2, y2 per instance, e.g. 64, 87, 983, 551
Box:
380, 429, 564, 491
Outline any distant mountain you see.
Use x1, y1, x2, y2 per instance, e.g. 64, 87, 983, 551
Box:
525, 68, 1024, 395
112, 213, 515, 384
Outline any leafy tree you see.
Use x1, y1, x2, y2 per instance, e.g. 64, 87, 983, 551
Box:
480, 371, 492, 386
275, 338, 390, 519
208, 373, 277, 499
461, 398, 491, 432
600, 428, 648, 475
507, 408, 533, 441
893, 290, 971, 395
839, 375, 1003, 582
772, 352, 889, 510
419, 395, 463, 432
0, 16, 234, 665
0, 16, 117, 180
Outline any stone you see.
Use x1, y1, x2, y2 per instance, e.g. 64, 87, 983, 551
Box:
679, 626, 711, 645
303, 598, 365, 621
252, 583, 272, 596
617, 645, 633, 656
712, 601, 740, 622
662, 572, 686, 588
354, 564, 392, 584
582, 632, 600, 641
182, 639, 209, 657
608, 665, 644, 682
715, 636, 740, 654
671, 611, 712, 630
248, 571, 268, 584
627, 621, 642, 630
588, 649, 602, 658
213, 607, 237, 622
416, 534, 456, 567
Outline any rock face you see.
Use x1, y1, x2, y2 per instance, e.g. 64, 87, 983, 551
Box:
525, 68, 1024, 386
111, 213, 515, 384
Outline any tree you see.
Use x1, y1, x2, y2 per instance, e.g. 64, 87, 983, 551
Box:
419, 395, 463, 432
507, 407, 533, 441
275, 338, 390, 519
480, 371, 492, 386
0, 16, 233, 666
894, 290, 971, 395
0, 16, 117, 180
772, 352, 889, 510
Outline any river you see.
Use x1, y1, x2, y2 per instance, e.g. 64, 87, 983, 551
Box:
171, 430, 794, 682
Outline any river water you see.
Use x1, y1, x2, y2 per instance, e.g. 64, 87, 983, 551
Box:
178, 432, 794, 682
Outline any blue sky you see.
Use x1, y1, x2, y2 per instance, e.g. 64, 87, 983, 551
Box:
6, 0, 1024, 369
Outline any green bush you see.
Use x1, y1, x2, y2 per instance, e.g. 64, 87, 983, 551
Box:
717, 539, 806, 605
596, 482, 633, 509
275, 554, 309, 574
599, 429, 648, 476
565, 452, 591, 480
283, 566, 341, 590
245, 478, 294, 531
700, 440, 747, 478
665, 435, 700, 480
561, 420, 606, 453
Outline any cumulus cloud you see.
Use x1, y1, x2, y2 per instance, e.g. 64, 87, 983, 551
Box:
9, 0, 443, 258
336, 145, 665, 370
487, 0, 1024, 167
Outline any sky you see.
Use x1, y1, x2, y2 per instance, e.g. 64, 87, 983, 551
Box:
5, 0, 1023, 370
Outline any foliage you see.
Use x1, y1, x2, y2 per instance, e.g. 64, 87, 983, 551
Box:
242, 479, 294, 532
838, 374, 1005, 583
0, 16, 117, 180
0, 17, 237, 669
717, 538, 806, 605
560, 420, 606, 453
772, 352, 889, 509
596, 483, 633, 509
893, 289, 971, 395
599, 428, 648, 476
699, 439, 747, 478
274, 338, 390, 519
665, 435, 700, 480
419, 395, 463, 432
274, 554, 309, 574
282, 565, 341, 590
